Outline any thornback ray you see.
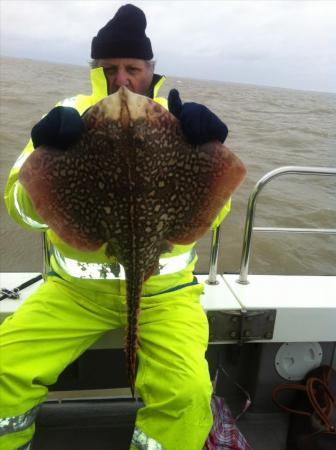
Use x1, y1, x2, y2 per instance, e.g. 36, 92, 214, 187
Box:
19, 86, 247, 397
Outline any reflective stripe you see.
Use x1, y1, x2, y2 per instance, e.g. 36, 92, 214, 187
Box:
12, 151, 30, 171
51, 244, 197, 279
13, 184, 48, 230
59, 96, 77, 107
0, 405, 40, 436
132, 427, 164, 449
153, 75, 166, 100
17, 442, 32, 450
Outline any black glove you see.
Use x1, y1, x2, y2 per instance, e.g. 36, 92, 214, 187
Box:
168, 89, 228, 145
31, 106, 84, 150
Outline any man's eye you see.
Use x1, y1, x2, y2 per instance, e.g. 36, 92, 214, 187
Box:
104, 68, 117, 75
129, 67, 140, 74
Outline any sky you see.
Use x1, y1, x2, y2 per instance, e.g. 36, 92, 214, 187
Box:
1, 0, 336, 93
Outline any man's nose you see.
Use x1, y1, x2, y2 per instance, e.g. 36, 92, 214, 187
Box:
114, 69, 129, 87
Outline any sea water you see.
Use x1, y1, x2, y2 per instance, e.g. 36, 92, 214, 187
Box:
0, 56, 335, 275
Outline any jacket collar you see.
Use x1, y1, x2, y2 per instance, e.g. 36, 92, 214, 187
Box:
147, 73, 166, 99
89, 68, 166, 103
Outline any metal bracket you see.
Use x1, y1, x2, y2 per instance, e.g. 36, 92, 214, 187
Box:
0, 274, 43, 302
207, 309, 276, 343
0, 287, 20, 301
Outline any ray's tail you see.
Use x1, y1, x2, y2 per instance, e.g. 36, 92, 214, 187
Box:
125, 269, 144, 398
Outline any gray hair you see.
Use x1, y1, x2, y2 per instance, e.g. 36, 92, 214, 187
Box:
89, 60, 156, 70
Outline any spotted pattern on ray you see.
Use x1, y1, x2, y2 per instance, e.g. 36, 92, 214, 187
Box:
19, 87, 246, 396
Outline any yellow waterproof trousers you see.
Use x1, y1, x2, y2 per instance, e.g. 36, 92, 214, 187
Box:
0, 276, 213, 450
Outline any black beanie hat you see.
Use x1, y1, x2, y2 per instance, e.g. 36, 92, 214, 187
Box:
91, 4, 153, 60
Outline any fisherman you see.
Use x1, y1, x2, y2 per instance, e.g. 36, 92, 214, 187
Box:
1, 4, 230, 450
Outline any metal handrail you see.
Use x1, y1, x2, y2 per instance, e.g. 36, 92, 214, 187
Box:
206, 225, 221, 284
237, 166, 336, 284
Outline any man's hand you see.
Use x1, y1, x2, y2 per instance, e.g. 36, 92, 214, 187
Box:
168, 89, 228, 146
31, 106, 84, 150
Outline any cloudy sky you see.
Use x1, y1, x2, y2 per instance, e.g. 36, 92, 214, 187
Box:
1, 0, 335, 93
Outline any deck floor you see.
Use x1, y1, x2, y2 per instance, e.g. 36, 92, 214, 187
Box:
239, 412, 288, 450
32, 401, 289, 450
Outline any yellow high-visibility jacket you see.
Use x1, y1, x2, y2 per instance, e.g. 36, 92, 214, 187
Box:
4, 68, 230, 295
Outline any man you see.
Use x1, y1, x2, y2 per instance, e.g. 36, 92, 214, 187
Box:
1, 4, 230, 449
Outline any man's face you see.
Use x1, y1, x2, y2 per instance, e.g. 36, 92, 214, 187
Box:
96, 58, 154, 96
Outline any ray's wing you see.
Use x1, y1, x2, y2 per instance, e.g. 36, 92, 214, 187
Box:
125, 105, 246, 248
19, 109, 134, 253
163, 141, 246, 245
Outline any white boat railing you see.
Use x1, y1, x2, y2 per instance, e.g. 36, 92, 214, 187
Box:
234, 166, 336, 285
40, 166, 336, 284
